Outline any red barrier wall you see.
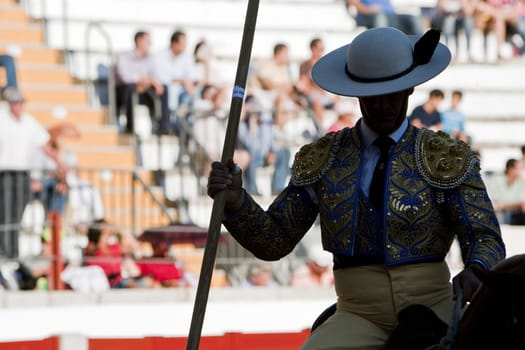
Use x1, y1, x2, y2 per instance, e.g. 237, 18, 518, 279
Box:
0, 330, 310, 350
0, 337, 59, 350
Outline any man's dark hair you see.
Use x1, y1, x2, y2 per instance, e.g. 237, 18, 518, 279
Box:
170, 30, 186, 45
310, 38, 322, 50
87, 218, 109, 244
134, 30, 149, 45
452, 90, 463, 99
520, 145, 525, 156
429, 89, 444, 99
200, 84, 214, 99
273, 43, 287, 56
505, 158, 518, 175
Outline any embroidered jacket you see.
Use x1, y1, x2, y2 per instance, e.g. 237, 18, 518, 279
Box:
223, 125, 505, 269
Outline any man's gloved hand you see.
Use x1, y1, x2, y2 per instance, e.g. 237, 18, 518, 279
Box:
207, 159, 244, 211
452, 263, 484, 306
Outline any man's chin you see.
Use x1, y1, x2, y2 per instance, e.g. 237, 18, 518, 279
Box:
376, 120, 405, 135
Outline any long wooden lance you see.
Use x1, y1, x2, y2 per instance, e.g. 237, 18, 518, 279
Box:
186, 1, 260, 349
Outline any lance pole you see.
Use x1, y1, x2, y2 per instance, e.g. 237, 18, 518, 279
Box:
186, 1, 260, 349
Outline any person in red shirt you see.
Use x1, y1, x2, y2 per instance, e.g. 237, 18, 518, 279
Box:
85, 219, 186, 288
85, 220, 124, 287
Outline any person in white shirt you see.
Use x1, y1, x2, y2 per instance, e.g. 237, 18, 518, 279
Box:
154, 30, 198, 117
487, 158, 525, 225
115, 30, 170, 134
0, 88, 64, 257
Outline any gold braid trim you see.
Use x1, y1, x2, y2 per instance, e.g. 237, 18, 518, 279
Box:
415, 129, 478, 189
290, 131, 341, 186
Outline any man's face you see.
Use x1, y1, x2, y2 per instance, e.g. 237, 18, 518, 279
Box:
451, 93, 461, 108
429, 95, 444, 111
249, 269, 273, 286
359, 88, 413, 135
136, 34, 151, 54
9, 101, 23, 118
275, 47, 289, 65
312, 41, 324, 59
171, 36, 186, 55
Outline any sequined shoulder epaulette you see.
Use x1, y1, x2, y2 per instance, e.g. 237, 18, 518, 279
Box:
290, 131, 342, 186
415, 129, 478, 189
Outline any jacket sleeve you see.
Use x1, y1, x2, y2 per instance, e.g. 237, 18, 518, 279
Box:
223, 184, 319, 261
447, 165, 506, 270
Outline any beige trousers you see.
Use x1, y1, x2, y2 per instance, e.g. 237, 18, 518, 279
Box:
302, 261, 453, 350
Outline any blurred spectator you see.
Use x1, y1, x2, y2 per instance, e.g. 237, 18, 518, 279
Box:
240, 262, 279, 287
520, 144, 525, 180
63, 154, 105, 233
346, 0, 424, 35
238, 95, 274, 195
0, 88, 64, 258
115, 30, 170, 134
290, 244, 333, 287
192, 84, 228, 160
474, 0, 525, 60
154, 30, 198, 119
327, 98, 358, 133
192, 84, 250, 178
32, 123, 81, 215
297, 38, 338, 128
61, 264, 110, 293
193, 38, 228, 89
432, 0, 477, 61
270, 107, 318, 195
84, 220, 125, 287
267, 105, 318, 196
245, 41, 323, 195
84, 219, 158, 288
441, 90, 470, 143
0, 260, 40, 290
0, 54, 17, 90
247, 43, 307, 127
269, 115, 293, 195
408, 89, 444, 131
488, 158, 525, 225
499, 0, 525, 56
118, 230, 160, 287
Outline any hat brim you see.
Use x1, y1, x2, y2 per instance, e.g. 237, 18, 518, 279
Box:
311, 36, 451, 97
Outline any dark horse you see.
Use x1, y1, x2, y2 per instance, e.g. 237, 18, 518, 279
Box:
311, 254, 525, 350
454, 254, 525, 349
384, 254, 525, 349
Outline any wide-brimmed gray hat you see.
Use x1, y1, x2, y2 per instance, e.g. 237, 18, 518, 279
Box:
312, 27, 451, 97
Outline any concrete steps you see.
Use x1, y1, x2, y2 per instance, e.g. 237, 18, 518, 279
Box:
0, 2, 140, 176
70, 146, 136, 168
17, 63, 72, 84
0, 23, 43, 43
26, 103, 105, 127
0, 43, 61, 64
62, 125, 120, 147
0, 3, 29, 23
21, 83, 88, 105
424, 61, 525, 92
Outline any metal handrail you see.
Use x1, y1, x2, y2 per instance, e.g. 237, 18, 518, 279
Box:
132, 169, 177, 230
84, 20, 117, 125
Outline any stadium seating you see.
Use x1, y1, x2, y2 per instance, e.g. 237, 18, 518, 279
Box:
2, 0, 524, 226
